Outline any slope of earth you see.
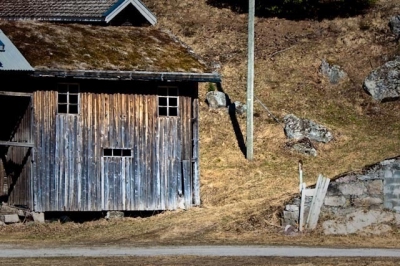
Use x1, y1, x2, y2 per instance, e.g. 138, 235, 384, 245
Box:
1, 0, 400, 247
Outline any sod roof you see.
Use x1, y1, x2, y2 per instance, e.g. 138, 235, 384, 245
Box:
0, 21, 212, 74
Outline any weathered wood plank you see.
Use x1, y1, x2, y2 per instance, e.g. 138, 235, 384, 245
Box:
159, 119, 165, 209
182, 160, 191, 209
192, 98, 200, 206
94, 93, 100, 211
88, 93, 94, 211
155, 115, 161, 210
0, 91, 32, 97
306, 175, 330, 230
148, 96, 155, 210
144, 96, 151, 210
101, 157, 105, 210
0, 141, 34, 148
81, 93, 88, 211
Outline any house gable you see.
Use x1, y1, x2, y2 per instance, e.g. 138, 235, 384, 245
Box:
0, 30, 33, 72
104, 0, 157, 25
0, 0, 156, 26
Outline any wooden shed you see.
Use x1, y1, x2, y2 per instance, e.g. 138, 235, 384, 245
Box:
0, 20, 221, 213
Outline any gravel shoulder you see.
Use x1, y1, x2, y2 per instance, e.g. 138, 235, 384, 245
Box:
1, 245, 400, 258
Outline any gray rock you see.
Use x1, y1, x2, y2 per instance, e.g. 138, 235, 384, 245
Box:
367, 180, 383, 195
228, 101, 246, 116
0, 221, 5, 226
284, 225, 298, 236
323, 210, 395, 235
389, 15, 400, 40
0, 214, 20, 224
283, 114, 333, 143
352, 197, 383, 207
32, 212, 45, 223
286, 138, 317, 156
320, 59, 347, 84
106, 211, 124, 220
337, 183, 366, 196
206, 91, 227, 109
285, 205, 299, 212
363, 57, 400, 101
324, 196, 346, 207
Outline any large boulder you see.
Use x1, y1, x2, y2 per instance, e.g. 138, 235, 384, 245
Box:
206, 91, 228, 109
363, 57, 400, 101
320, 59, 347, 84
283, 114, 333, 143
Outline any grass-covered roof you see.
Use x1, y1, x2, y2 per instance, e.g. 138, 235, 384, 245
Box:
0, 21, 211, 73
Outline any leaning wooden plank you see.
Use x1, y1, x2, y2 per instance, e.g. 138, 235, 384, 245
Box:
306, 175, 330, 230
298, 188, 315, 232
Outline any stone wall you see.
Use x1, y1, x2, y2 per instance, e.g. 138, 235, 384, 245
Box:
283, 156, 400, 235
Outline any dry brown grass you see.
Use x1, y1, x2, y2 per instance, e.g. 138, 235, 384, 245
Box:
1, 257, 400, 266
2, 0, 400, 247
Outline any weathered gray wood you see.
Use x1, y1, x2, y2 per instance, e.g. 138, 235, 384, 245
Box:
192, 98, 200, 206
159, 119, 165, 209
306, 175, 330, 230
0, 91, 32, 97
155, 118, 161, 210
182, 160, 191, 209
134, 95, 141, 210
27, 84, 198, 212
0, 141, 34, 148
299, 188, 315, 232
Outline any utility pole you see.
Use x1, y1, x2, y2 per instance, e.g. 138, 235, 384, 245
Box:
246, 0, 255, 160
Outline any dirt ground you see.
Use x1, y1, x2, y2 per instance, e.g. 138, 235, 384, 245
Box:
1, 256, 399, 266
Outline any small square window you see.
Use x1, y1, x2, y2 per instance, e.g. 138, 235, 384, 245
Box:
157, 86, 179, 117
57, 83, 80, 115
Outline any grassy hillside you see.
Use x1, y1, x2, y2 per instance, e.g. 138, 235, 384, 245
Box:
1, 0, 400, 247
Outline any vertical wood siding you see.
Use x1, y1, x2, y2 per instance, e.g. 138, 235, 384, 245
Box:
2, 97, 33, 208
33, 83, 199, 212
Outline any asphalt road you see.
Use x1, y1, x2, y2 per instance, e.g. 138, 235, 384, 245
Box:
0, 246, 400, 258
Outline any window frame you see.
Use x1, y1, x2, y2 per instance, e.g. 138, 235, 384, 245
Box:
102, 148, 133, 158
157, 86, 179, 117
57, 83, 80, 115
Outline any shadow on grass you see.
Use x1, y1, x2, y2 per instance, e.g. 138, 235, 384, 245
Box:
216, 83, 246, 157
206, 0, 375, 21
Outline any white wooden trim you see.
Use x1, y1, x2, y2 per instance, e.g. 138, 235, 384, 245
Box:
299, 188, 315, 232
306, 175, 330, 230
105, 0, 157, 25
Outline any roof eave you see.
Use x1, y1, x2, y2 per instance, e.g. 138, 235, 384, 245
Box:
32, 70, 221, 83
0, 16, 103, 22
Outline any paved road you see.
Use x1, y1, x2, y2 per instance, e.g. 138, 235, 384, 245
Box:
0, 246, 400, 258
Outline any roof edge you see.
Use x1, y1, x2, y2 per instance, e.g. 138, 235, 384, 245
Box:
32, 70, 221, 82
105, 0, 157, 25
0, 16, 103, 22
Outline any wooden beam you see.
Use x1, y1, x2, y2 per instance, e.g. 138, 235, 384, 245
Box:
0, 91, 32, 97
0, 141, 34, 148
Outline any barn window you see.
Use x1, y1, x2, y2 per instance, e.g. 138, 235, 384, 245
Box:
57, 83, 79, 114
158, 86, 179, 117
103, 148, 132, 157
